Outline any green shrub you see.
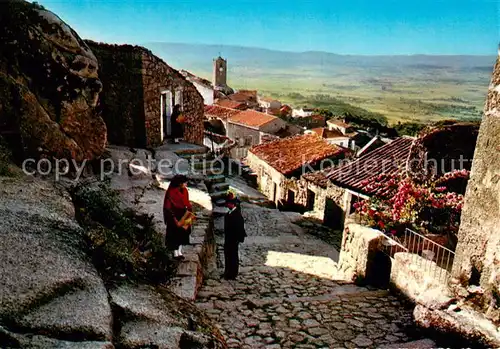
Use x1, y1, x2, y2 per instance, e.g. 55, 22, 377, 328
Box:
72, 181, 175, 285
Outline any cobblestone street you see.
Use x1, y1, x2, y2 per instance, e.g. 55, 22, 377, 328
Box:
195, 203, 419, 348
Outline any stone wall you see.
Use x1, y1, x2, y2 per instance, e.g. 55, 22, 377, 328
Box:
227, 123, 261, 147
246, 150, 286, 202
86, 41, 204, 148
451, 56, 500, 322
283, 176, 347, 224
86, 41, 145, 147
141, 51, 204, 146
337, 222, 384, 282
391, 252, 452, 305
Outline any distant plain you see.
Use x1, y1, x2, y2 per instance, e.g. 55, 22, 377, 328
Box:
146, 43, 495, 125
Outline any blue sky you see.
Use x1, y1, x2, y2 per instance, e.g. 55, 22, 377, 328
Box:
37, 0, 499, 55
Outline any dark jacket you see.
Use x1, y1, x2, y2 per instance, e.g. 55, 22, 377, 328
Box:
171, 109, 184, 138
224, 206, 246, 245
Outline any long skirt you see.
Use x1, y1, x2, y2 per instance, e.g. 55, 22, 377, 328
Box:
171, 120, 184, 139
224, 242, 239, 279
165, 210, 191, 250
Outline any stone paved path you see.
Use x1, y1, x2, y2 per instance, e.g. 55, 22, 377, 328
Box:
195, 203, 418, 348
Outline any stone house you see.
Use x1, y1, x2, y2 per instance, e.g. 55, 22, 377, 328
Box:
286, 137, 414, 230
280, 105, 293, 117
180, 70, 215, 106
246, 134, 349, 205
227, 109, 288, 156
292, 114, 326, 129
292, 107, 315, 118
227, 90, 259, 109
204, 105, 290, 158
258, 96, 282, 114
305, 127, 356, 149
214, 99, 247, 110
204, 104, 239, 136
86, 41, 204, 148
327, 119, 355, 135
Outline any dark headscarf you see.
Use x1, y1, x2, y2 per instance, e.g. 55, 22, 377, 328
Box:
168, 174, 188, 189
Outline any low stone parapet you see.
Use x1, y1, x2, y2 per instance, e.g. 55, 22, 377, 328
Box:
390, 252, 453, 307
337, 223, 384, 282
169, 203, 216, 301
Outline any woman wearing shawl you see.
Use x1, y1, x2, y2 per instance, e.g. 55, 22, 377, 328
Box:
170, 104, 184, 144
163, 174, 193, 258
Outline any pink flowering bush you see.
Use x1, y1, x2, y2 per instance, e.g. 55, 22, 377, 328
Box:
354, 170, 469, 236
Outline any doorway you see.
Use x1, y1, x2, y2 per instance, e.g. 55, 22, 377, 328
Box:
324, 198, 344, 230
272, 182, 278, 203
306, 189, 315, 211
287, 190, 295, 205
160, 91, 173, 141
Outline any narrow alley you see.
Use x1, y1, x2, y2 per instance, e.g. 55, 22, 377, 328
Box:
195, 201, 419, 349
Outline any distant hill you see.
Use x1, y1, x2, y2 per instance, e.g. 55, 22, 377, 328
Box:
144, 42, 495, 77
142, 42, 496, 124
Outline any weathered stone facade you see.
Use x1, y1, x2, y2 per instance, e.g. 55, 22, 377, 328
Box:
451, 56, 500, 322
86, 41, 204, 148
282, 172, 351, 230
246, 150, 286, 202
142, 51, 204, 146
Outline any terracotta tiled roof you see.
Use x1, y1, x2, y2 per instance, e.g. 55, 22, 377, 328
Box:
204, 105, 241, 120
327, 119, 351, 128
229, 90, 257, 102
311, 114, 326, 121
267, 107, 281, 116
228, 109, 278, 129
259, 96, 279, 103
302, 169, 330, 188
180, 70, 212, 88
249, 134, 347, 176
326, 137, 414, 196
310, 128, 346, 139
215, 99, 246, 109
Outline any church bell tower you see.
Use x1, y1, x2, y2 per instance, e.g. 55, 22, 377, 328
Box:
213, 56, 227, 88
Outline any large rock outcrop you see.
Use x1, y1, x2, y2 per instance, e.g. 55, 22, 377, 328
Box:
0, 0, 106, 162
451, 57, 500, 324
0, 173, 226, 348
0, 176, 113, 344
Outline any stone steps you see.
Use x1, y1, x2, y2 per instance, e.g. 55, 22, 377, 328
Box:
177, 152, 211, 161
174, 151, 230, 204
210, 190, 229, 201
206, 174, 226, 184
212, 182, 230, 192
192, 159, 223, 171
